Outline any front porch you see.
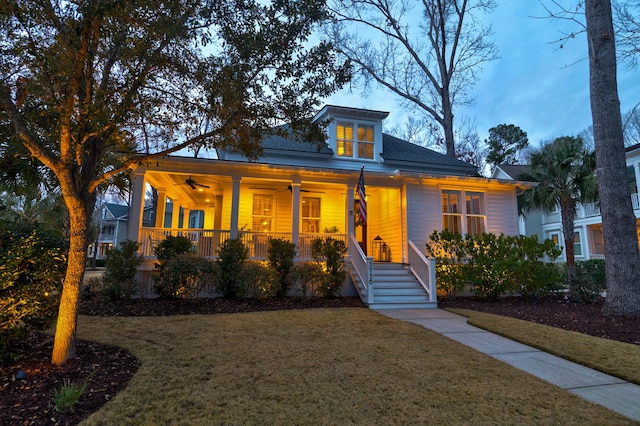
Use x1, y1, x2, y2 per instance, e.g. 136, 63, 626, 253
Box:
125, 157, 437, 307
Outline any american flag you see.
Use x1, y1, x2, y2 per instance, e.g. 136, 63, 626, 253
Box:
357, 166, 367, 226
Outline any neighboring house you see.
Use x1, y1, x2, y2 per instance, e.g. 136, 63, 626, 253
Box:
127, 105, 529, 307
491, 164, 543, 238
495, 143, 640, 262
89, 203, 130, 259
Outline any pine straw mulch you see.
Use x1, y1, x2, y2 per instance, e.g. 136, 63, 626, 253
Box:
3, 294, 640, 425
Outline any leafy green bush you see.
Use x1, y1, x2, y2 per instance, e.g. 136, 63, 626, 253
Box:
237, 261, 279, 298
574, 259, 606, 303
0, 221, 67, 365
425, 231, 467, 300
426, 231, 562, 301
216, 238, 249, 298
267, 238, 297, 297
102, 240, 143, 301
153, 253, 216, 299
288, 262, 325, 296
311, 237, 347, 297
153, 235, 192, 263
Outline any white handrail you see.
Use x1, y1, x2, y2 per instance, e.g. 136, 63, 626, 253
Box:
348, 233, 374, 304
408, 240, 437, 303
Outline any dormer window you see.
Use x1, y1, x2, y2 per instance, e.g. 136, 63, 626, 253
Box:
336, 122, 375, 159
357, 125, 374, 159
336, 122, 354, 157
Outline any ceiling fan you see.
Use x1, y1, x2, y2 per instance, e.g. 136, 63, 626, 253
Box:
184, 176, 210, 190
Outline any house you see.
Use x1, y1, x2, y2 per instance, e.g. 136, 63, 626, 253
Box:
491, 164, 543, 238
494, 143, 640, 261
127, 105, 529, 307
88, 203, 130, 259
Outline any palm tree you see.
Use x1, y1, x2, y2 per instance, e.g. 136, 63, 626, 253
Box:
519, 136, 598, 297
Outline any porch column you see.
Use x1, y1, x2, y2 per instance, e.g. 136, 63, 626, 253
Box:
347, 183, 355, 236
127, 171, 146, 242
155, 188, 167, 228
182, 207, 191, 229
171, 199, 180, 229
230, 176, 241, 239
291, 182, 301, 249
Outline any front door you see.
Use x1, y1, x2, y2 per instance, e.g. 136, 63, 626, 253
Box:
354, 200, 367, 255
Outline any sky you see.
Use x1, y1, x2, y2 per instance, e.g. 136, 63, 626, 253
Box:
323, 2, 640, 148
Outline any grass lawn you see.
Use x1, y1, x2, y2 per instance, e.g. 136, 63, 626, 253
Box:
448, 308, 640, 385
76, 308, 632, 425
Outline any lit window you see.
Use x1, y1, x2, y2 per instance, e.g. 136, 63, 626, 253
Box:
466, 192, 485, 236
336, 123, 354, 157
252, 195, 273, 232
442, 190, 462, 234
574, 231, 582, 256
302, 197, 321, 233
549, 232, 561, 251
357, 125, 374, 159
442, 190, 485, 235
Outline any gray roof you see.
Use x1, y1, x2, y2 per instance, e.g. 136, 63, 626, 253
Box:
497, 164, 532, 181
381, 134, 477, 170
260, 127, 477, 172
261, 125, 333, 155
105, 203, 129, 219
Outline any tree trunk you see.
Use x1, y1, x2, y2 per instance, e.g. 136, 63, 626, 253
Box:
51, 195, 91, 365
585, 0, 640, 315
560, 200, 577, 296
442, 97, 456, 158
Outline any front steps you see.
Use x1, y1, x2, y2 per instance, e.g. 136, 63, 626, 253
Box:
347, 262, 437, 309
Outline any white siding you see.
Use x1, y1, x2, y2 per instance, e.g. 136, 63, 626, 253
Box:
485, 189, 518, 235
406, 183, 441, 248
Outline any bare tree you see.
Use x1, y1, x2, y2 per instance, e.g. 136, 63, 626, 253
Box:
585, 0, 640, 315
326, 0, 498, 157
614, 1, 640, 68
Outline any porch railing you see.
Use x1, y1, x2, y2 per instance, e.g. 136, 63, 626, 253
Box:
408, 240, 437, 303
139, 228, 347, 260
298, 233, 347, 260
348, 233, 374, 304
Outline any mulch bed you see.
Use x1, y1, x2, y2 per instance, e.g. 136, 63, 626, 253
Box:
3, 294, 640, 425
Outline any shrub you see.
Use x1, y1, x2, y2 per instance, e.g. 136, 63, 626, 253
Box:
237, 261, 279, 298
288, 262, 325, 296
153, 253, 216, 299
0, 222, 67, 364
425, 231, 467, 300
311, 237, 347, 297
574, 259, 607, 303
509, 236, 564, 301
426, 231, 562, 301
153, 235, 192, 263
216, 238, 249, 298
102, 240, 143, 301
267, 238, 297, 297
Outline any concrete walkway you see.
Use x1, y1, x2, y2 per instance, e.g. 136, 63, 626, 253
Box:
376, 308, 640, 422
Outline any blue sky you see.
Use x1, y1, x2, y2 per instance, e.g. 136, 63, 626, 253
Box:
323, 2, 640, 148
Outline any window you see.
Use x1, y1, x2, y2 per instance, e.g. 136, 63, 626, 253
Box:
302, 197, 321, 233
442, 190, 485, 235
549, 232, 561, 251
442, 191, 462, 234
252, 195, 273, 232
357, 125, 374, 159
590, 227, 604, 255
336, 123, 354, 157
466, 192, 485, 236
574, 231, 582, 256
628, 165, 638, 195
